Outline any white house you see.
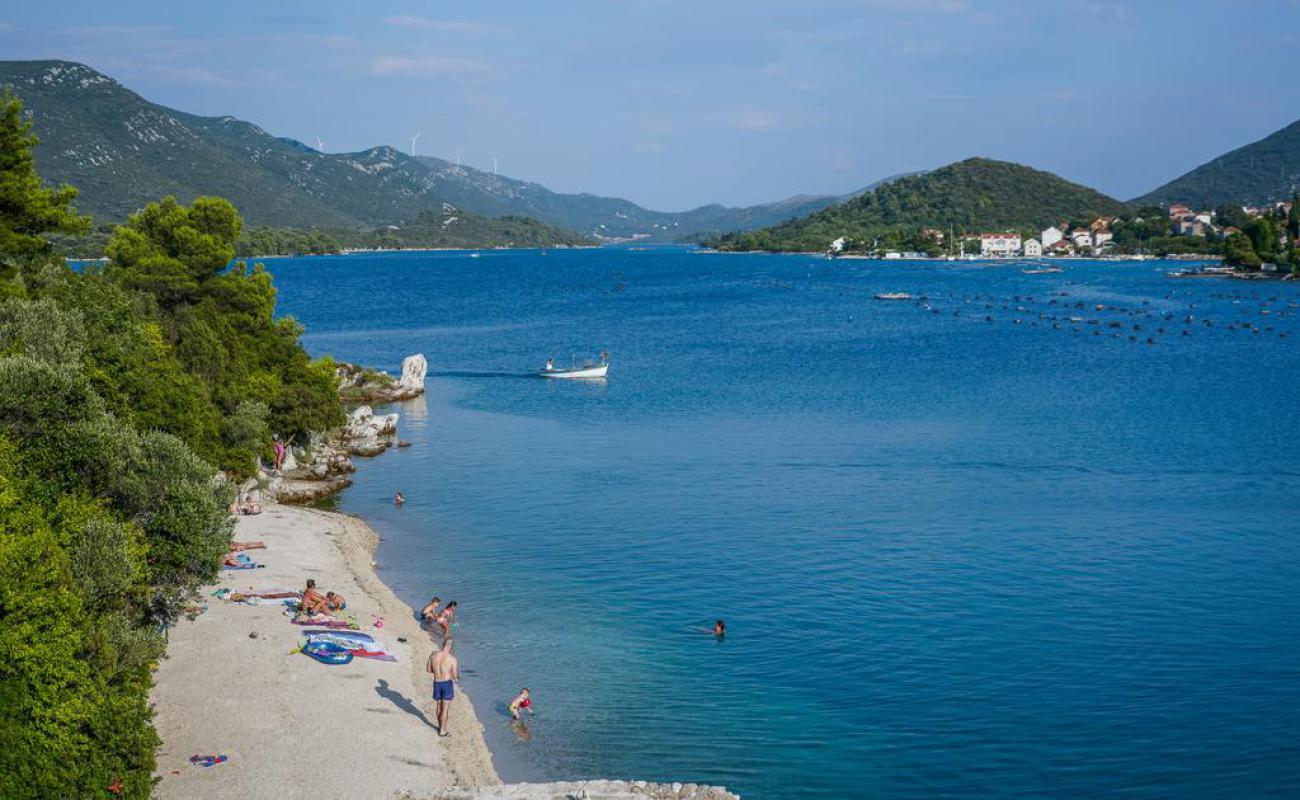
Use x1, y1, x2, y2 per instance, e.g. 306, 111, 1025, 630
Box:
1040, 226, 1064, 248
1092, 231, 1114, 249
1022, 238, 1043, 257
980, 232, 1022, 257
1070, 229, 1093, 249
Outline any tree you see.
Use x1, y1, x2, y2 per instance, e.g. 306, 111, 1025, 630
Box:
1287, 194, 1299, 242
1244, 215, 1278, 259
0, 90, 90, 283
106, 196, 241, 309
1214, 203, 1250, 230
1223, 232, 1261, 269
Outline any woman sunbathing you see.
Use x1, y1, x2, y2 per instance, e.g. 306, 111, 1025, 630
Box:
229, 541, 267, 551
301, 579, 330, 614
325, 591, 347, 611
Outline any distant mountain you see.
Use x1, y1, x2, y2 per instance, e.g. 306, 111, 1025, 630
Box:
708, 158, 1128, 252
1133, 118, 1300, 208
0, 59, 846, 241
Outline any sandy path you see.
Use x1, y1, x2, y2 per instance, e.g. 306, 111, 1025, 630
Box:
150, 504, 499, 799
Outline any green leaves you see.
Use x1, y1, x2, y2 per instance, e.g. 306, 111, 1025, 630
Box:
0, 89, 90, 270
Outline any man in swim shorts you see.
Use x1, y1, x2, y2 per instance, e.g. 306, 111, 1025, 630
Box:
428, 639, 459, 736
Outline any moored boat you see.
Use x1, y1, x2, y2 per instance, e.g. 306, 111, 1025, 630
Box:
874, 292, 913, 301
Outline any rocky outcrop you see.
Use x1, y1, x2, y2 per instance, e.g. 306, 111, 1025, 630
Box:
393, 353, 428, 399
343, 405, 399, 457
407, 782, 738, 800
266, 354, 426, 504
337, 353, 427, 403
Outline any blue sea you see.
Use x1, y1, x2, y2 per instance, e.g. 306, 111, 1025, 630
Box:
271, 247, 1300, 798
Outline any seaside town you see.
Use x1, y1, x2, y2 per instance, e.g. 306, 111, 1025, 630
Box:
834, 199, 1300, 267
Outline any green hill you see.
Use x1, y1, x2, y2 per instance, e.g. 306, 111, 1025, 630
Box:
0, 59, 847, 242
1133, 118, 1300, 208
708, 158, 1129, 252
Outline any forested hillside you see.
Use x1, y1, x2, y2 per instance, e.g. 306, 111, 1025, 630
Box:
708, 158, 1129, 252
0, 88, 341, 799
1134, 118, 1300, 208
0, 59, 843, 242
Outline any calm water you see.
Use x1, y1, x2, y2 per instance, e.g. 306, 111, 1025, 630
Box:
272, 247, 1300, 798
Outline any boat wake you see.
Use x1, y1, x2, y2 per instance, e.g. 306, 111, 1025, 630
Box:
427, 370, 539, 379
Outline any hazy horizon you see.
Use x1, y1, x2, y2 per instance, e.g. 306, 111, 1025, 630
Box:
2, 0, 1298, 211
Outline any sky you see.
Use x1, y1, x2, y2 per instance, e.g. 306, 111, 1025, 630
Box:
2, 0, 1299, 211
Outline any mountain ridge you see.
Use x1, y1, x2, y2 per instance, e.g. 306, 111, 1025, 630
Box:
0, 59, 848, 241
1133, 118, 1300, 209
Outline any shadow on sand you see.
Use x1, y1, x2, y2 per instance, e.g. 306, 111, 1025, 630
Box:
375, 678, 436, 730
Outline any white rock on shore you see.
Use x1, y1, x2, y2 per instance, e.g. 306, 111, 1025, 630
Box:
395, 353, 428, 398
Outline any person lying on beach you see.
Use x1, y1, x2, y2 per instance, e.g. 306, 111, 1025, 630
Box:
435, 601, 458, 637
325, 591, 347, 611
229, 499, 262, 515
509, 688, 533, 720
221, 551, 244, 567
420, 597, 442, 622
229, 541, 267, 551
301, 579, 330, 614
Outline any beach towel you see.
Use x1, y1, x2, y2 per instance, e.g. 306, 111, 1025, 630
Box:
291, 617, 354, 629
303, 630, 375, 644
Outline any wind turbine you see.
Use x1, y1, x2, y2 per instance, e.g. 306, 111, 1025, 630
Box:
410, 132, 421, 157
493, 156, 498, 176
315, 136, 324, 152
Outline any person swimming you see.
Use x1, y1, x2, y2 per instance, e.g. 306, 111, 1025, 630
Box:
713, 620, 726, 637
394, 491, 405, 506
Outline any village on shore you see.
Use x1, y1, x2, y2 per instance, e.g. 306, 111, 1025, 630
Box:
826, 198, 1300, 272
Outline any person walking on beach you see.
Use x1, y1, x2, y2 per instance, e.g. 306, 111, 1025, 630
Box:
428, 639, 459, 736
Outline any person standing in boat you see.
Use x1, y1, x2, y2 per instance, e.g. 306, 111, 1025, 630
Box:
599, 350, 609, 364
545, 358, 555, 371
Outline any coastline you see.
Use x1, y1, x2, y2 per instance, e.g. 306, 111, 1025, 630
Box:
150, 503, 500, 797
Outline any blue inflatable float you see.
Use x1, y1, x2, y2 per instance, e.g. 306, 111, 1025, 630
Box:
302, 639, 353, 665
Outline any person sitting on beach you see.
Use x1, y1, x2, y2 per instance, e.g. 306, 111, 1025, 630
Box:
301, 579, 329, 614
420, 596, 442, 622
221, 551, 245, 567
325, 591, 347, 611
714, 620, 726, 638
509, 688, 533, 720
436, 601, 458, 637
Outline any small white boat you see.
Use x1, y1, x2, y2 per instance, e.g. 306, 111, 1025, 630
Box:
539, 361, 609, 379
1022, 267, 1063, 274
874, 292, 913, 301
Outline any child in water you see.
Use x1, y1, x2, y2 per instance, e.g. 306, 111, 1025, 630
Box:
509, 688, 533, 720
713, 620, 726, 637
